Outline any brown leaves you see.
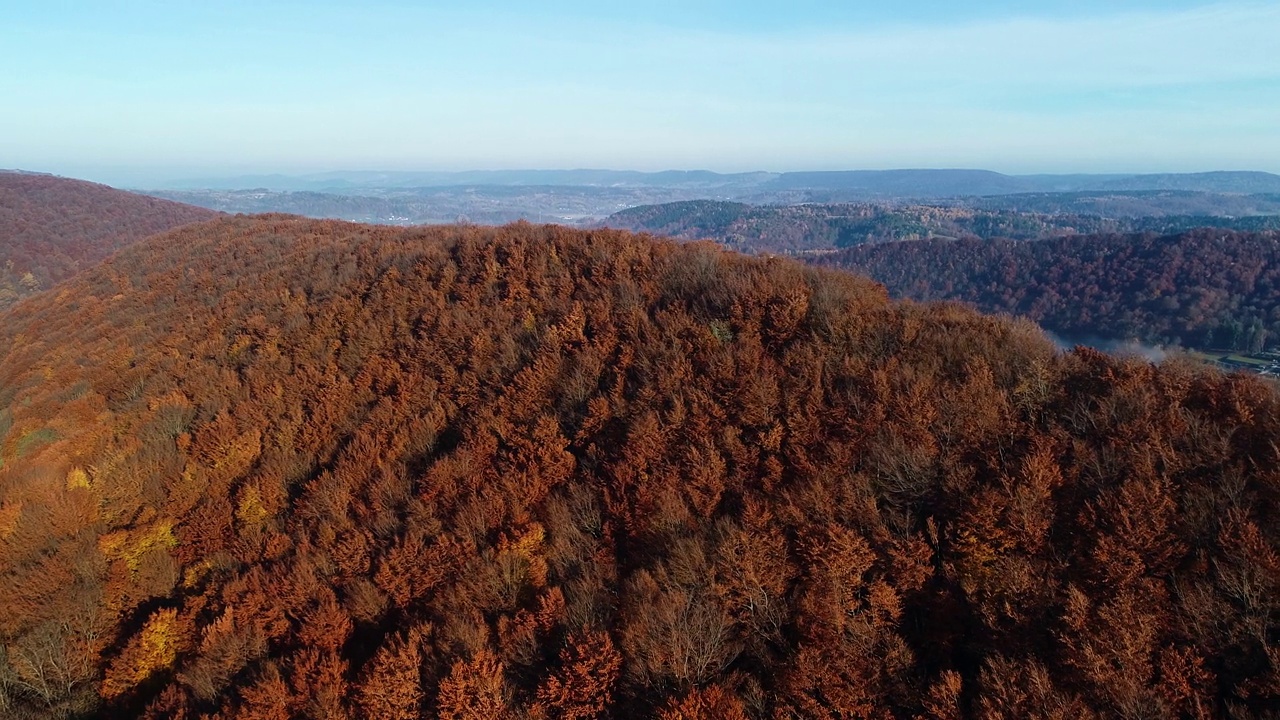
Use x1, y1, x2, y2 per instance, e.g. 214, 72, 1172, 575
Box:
375, 533, 468, 609
534, 631, 621, 720
355, 631, 424, 720
4, 218, 1280, 719
235, 663, 290, 720
656, 684, 749, 720
435, 649, 509, 720
296, 590, 352, 652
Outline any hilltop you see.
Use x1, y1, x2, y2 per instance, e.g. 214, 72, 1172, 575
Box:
0, 173, 218, 307
0, 217, 1277, 718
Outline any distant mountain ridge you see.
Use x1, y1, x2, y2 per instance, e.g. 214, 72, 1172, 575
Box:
155, 168, 1280, 198
161, 169, 778, 192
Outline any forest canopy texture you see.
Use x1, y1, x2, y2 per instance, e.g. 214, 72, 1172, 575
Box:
0, 217, 1278, 719
0, 173, 217, 308
817, 230, 1280, 351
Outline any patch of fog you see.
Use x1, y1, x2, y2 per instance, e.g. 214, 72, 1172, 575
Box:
1043, 330, 1168, 363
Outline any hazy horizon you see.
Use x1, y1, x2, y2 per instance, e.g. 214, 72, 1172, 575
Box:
5, 1, 1280, 182
12, 164, 1280, 192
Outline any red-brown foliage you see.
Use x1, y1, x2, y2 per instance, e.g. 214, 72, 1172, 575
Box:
0, 173, 217, 308
0, 216, 1277, 718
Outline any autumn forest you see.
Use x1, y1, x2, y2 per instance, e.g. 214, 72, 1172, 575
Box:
0, 174, 217, 309
0, 180, 1278, 719
821, 229, 1280, 352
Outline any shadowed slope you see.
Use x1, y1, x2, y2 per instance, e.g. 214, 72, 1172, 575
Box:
818, 229, 1280, 349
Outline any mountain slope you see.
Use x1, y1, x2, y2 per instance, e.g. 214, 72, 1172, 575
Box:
1, 218, 1277, 718
0, 173, 218, 307
816, 229, 1280, 350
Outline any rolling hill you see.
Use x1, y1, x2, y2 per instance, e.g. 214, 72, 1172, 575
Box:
757, 170, 1280, 199
603, 199, 1280, 254
816, 229, 1280, 351
0, 172, 218, 307
1, 217, 1277, 718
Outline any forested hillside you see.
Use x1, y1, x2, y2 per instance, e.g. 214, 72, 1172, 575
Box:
1, 218, 1278, 718
0, 173, 218, 307
818, 229, 1280, 351
604, 199, 1280, 255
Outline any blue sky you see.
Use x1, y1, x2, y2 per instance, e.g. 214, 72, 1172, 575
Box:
2, 1, 1278, 184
